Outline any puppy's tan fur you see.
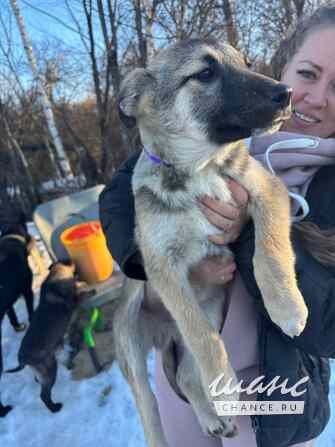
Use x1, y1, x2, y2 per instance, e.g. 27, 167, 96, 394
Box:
112, 39, 308, 446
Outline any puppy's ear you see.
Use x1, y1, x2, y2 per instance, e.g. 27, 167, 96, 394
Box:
118, 68, 154, 129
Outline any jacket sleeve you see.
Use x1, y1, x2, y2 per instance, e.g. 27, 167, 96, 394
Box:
231, 166, 335, 358
99, 151, 147, 280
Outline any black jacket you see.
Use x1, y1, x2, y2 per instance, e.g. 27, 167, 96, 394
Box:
99, 151, 334, 447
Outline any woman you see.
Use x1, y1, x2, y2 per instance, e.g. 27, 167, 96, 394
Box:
99, 5, 335, 447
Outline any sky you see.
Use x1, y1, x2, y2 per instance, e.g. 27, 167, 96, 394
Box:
4, 0, 91, 49
0, 0, 107, 101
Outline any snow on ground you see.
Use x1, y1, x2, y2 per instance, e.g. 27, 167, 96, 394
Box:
1, 296, 153, 447
0, 224, 334, 447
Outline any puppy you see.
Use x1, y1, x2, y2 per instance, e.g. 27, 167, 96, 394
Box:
6, 261, 92, 413
0, 212, 35, 417
114, 38, 309, 446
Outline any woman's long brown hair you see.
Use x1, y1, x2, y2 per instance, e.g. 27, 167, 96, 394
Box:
293, 222, 335, 267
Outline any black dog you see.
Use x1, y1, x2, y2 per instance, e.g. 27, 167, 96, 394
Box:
0, 212, 35, 417
7, 261, 93, 413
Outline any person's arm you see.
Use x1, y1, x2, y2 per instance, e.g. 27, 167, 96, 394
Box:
99, 150, 147, 280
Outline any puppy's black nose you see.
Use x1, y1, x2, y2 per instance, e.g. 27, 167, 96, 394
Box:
271, 85, 292, 107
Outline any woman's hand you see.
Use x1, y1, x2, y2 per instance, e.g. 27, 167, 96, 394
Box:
198, 179, 249, 245
189, 255, 237, 286
189, 179, 249, 287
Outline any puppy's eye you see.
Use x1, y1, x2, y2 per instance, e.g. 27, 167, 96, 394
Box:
193, 68, 215, 82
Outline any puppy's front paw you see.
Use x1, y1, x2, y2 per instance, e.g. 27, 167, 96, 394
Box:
267, 290, 308, 338
282, 309, 308, 338
201, 414, 238, 439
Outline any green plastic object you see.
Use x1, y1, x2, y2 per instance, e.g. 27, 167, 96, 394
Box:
84, 307, 103, 348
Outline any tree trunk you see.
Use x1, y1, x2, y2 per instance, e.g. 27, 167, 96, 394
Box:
222, 0, 238, 48
42, 135, 63, 183
143, 0, 158, 60
134, 0, 148, 67
9, 0, 75, 181
281, 0, 294, 28
292, 0, 305, 18
0, 109, 40, 210
59, 105, 103, 185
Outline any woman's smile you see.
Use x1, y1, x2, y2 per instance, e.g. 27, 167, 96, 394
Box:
281, 28, 335, 138
292, 109, 321, 125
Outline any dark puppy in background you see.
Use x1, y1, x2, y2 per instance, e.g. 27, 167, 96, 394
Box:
0, 211, 35, 417
7, 261, 93, 413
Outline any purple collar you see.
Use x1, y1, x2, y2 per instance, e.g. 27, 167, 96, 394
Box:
143, 146, 172, 168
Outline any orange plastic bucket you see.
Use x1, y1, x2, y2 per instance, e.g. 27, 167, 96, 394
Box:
60, 221, 113, 284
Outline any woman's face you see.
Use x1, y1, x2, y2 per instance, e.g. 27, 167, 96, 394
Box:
280, 27, 335, 138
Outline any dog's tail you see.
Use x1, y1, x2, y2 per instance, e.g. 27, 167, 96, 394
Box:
6, 364, 25, 373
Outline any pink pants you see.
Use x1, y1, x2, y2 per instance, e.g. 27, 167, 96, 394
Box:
154, 353, 316, 447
